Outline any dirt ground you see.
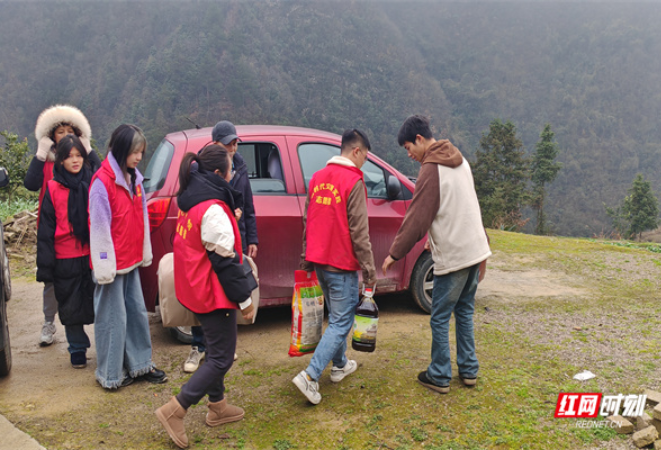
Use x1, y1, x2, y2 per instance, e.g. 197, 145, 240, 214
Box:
0, 267, 622, 449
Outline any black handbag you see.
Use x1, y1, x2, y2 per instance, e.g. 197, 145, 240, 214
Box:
243, 257, 258, 292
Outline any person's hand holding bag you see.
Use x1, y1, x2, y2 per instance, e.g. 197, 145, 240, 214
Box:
240, 301, 254, 321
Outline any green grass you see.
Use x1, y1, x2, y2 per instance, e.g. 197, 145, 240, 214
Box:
0, 197, 38, 222
6, 229, 661, 449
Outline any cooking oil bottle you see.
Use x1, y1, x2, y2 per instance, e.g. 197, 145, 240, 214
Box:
352, 286, 378, 352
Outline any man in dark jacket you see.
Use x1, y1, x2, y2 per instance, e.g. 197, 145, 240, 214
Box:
212, 121, 258, 258
183, 120, 259, 374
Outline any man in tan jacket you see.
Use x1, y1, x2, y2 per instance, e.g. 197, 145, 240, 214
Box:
294, 129, 376, 405
383, 115, 491, 394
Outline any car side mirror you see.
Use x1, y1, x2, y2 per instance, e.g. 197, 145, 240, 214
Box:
386, 174, 403, 200
0, 167, 8, 189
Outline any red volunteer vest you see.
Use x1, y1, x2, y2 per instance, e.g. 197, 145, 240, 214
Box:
46, 180, 90, 259
90, 158, 145, 271
305, 163, 365, 271
173, 199, 243, 314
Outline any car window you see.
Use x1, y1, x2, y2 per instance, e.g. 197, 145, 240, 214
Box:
238, 144, 258, 178
143, 140, 174, 193
362, 159, 388, 199
239, 143, 287, 194
298, 143, 388, 198
298, 143, 340, 190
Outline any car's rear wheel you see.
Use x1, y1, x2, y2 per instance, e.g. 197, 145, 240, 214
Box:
0, 228, 11, 377
169, 326, 193, 344
0, 297, 11, 377
410, 251, 433, 314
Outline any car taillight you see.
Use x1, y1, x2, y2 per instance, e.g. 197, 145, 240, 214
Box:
148, 197, 172, 232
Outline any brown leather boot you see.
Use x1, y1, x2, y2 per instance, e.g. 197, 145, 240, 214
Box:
206, 398, 245, 426
155, 396, 189, 448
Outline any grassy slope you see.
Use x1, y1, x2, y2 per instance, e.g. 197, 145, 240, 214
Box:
10, 230, 661, 449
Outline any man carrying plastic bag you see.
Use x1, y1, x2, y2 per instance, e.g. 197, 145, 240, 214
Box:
292, 129, 377, 405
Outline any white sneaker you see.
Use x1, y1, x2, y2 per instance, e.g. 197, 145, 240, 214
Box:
39, 321, 56, 346
234, 353, 238, 361
330, 359, 358, 383
292, 370, 321, 405
183, 346, 205, 373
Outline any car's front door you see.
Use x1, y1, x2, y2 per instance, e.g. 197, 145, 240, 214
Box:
238, 137, 305, 307
291, 140, 409, 292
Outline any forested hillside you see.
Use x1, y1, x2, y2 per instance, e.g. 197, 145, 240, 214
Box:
1, 1, 660, 236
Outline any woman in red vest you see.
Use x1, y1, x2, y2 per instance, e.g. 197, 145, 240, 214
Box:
25, 105, 96, 347
155, 144, 254, 449
89, 124, 167, 389
36, 135, 99, 369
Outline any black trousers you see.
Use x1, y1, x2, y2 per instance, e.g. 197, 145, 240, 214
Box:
176, 309, 237, 409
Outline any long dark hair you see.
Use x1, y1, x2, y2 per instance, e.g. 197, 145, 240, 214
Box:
107, 124, 146, 190
54, 134, 90, 169
177, 144, 230, 196
52, 134, 91, 246
107, 124, 146, 169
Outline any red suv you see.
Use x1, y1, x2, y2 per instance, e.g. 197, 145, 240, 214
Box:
141, 125, 436, 341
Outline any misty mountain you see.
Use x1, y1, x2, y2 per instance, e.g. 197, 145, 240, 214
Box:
1, 1, 660, 236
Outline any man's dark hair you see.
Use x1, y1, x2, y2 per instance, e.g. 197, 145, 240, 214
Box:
397, 115, 434, 146
341, 128, 371, 153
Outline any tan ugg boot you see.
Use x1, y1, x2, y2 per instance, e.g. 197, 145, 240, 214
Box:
206, 398, 245, 426
155, 396, 189, 448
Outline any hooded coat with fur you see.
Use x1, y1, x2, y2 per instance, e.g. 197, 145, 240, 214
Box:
24, 105, 98, 213
34, 104, 92, 143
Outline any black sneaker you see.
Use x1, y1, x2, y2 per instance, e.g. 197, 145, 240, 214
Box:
138, 367, 168, 384
71, 351, 87, 369
417, 371, 450, 394
120, 376, 135, 388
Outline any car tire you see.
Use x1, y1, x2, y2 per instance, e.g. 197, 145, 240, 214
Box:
0, 225, 11, 377
1, 236, 9, 301
168, 326, 193, 345
0, 296, 11, 377
410, 251, 433, 314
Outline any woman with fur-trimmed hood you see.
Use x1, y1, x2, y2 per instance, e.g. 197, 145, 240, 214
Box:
25, 104, 101, 347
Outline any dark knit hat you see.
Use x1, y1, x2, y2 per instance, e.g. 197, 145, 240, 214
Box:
212, 121, 241, 145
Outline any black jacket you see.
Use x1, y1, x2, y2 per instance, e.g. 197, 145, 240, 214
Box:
36, 160, 99, 326
230, 152, 258, 251
178, 171, 252, 304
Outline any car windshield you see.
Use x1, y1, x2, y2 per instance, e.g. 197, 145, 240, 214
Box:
143, 140, 174, 193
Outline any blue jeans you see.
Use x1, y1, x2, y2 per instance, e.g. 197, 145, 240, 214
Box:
427, 264, 480, 386
191, 326, 206, 353
306, 269, 359, 381
65, 324, 90, 354
93, 269, 154, 388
